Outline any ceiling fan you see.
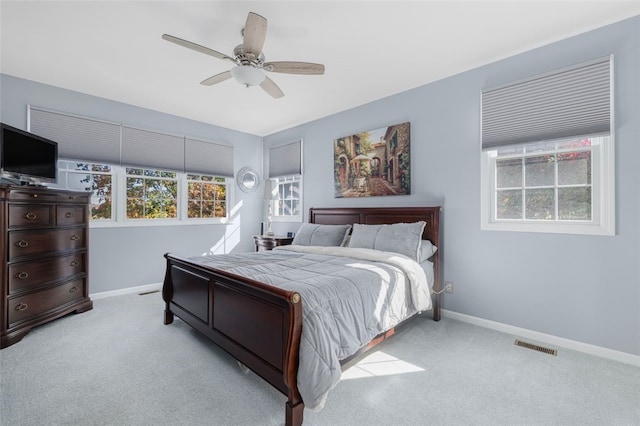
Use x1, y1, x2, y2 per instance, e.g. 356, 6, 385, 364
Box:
162, 12, 325, 99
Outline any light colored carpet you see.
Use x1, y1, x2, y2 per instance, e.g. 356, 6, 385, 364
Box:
1, 292, 638, 426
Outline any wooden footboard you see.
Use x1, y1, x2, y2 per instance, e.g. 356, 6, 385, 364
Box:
162, 253, 305, 425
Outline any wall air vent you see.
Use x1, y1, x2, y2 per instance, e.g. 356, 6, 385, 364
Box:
514, 339, 558, 356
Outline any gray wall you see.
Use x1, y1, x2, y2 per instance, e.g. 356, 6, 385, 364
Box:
0, 75, 264, 293
1, 17, 637, 356
264, 17, 640, 356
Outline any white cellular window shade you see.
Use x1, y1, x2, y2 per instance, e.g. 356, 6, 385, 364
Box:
28, 106, 121, 164
29, 107, 235, 176
121, 126, 184, 171
269, 140, 301, 178
185, 138, 234, 177
482, 57, 612, 149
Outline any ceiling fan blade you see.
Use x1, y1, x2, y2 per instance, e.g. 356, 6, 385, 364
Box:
242, 12, 267, 56
200, 71, 233, 86
260, 76, 284, 99
263, 61, 325, 75
162, 34, 236, 64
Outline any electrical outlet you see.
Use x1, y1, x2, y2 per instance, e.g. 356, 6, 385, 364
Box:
445, 281, 454, 294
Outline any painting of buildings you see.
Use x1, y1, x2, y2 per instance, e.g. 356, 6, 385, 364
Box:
334, 122, 410, 197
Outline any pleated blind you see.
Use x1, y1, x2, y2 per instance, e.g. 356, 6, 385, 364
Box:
185, 138, 234, 177
29, 106, 121, 164
268, 140, 301, 178
121, 126, 184, 171
28, 106, 235, 176
481, 56, 612, 149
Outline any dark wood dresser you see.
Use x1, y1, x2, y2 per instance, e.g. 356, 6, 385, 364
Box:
0, 185, 93, 349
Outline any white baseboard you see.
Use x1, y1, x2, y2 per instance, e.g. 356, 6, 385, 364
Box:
90, 282, 162, 300
441, 309, 640, 367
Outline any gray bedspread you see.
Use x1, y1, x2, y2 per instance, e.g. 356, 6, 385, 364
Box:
187, 245, 432, 410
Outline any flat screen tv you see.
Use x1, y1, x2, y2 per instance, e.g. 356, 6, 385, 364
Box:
1, 123, 58, 185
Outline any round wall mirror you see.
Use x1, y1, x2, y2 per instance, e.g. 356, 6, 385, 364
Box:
236, 167, 260, 193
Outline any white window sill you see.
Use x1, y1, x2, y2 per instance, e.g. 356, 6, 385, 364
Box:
89, 218, 230, 228
481, 220, 614, 236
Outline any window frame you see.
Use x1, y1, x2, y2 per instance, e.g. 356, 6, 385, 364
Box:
185, 173, 229, 222
271, 174, 303, 223
480, 134, 615, 235
55, 159, 116, 222
124, 166, 179, 221
55, 158, 231, 228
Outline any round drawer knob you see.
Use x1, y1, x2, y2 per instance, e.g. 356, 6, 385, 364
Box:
17, 271, 29, 280
15, 303, 28, 311
17, 240, 29, 248
69, 286, 78, 293
70, 234, 79, 241
65, 212, 73, 219
70, 260, 80, 267
25, 212, 37, 220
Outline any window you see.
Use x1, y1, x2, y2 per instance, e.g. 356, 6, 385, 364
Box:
187, 174, 227, 219
482, 135, 613, 234
273, 175, 301, 221
28, 106, 234, 227
481, 57, 614, 235
55, 160, 114, 220
54, 160, 230, 226
125, 167, 178, 219
268, 139, 303, 222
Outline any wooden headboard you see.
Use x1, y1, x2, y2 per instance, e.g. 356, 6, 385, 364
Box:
309, 206, 442, 320
309, 206, 440, 248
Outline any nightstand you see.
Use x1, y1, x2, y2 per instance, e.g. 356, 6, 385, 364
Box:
253, 235, 294, 252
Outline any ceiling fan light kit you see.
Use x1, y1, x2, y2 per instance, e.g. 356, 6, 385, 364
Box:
231, 65, 265, 87
162, 12, 325, 98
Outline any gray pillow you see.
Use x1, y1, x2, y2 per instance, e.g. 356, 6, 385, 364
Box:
291, 223, 352, 246
348, 221, 426, 261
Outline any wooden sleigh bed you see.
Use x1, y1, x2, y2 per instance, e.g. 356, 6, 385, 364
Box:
162, 206, 441, 426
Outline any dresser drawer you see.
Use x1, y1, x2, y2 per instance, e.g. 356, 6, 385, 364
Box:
56, 206, 86, 226
8, 191, 57, 203
57, 193, 90, 204
8, 253, 85, 294
8, 279, 85, 326
8, 228, 86, 260
8, 205, 53, 227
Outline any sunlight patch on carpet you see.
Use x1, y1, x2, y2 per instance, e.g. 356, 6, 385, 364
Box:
341, 351, 424, 380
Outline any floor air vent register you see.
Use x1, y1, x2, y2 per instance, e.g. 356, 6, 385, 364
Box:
514, 339, 558, 356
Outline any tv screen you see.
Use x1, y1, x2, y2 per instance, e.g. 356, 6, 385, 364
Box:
1, 123, 58, 185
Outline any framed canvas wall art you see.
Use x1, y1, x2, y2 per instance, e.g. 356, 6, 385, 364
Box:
334, 122, 410, 198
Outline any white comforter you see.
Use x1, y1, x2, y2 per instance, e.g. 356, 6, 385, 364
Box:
276, 245, 432, 313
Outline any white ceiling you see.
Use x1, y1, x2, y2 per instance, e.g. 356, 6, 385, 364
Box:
1, 1, 638, 136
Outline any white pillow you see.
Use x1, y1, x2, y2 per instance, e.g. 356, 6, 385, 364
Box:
348, 221, 426, 261
419, 240, 438, 263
